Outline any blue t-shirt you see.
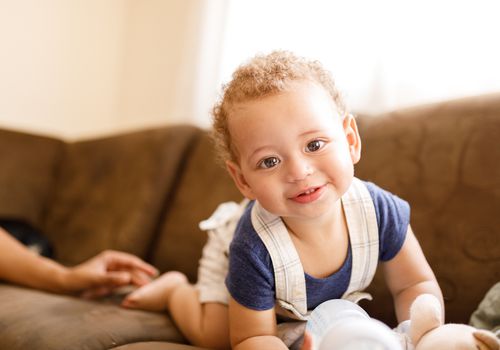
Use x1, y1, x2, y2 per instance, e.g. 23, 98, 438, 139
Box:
225, 181, 410, 311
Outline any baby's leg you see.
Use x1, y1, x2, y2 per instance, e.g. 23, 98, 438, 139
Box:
123, 271, 229, 350
169, 284, 230, 350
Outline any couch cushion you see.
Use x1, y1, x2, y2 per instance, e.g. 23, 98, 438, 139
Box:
150, 132, 242, 281
0, 129, 63, 228
113, 342, 206, 350
355, 93, 500, 325
0, 284, 185, 350
43, 126, 200, 264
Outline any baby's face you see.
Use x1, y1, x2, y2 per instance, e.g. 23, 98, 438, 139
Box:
225, 81, 361, 222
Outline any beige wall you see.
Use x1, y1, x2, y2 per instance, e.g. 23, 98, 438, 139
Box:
0, 0, 206, 140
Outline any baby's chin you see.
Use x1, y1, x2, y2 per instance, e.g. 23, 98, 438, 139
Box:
283, 198, 342, 221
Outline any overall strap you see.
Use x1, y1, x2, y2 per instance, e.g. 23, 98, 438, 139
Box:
341, 177, 379, 302
251, 202, 308, 320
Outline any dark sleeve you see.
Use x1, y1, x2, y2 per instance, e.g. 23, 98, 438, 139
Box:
225, 212, 276, 311
364, 181, 410, 261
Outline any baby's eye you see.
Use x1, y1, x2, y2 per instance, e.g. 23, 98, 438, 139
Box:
305, 140, 325, 152
258, 157, 280, 169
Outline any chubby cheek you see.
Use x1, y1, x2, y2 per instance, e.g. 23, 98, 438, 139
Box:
245, 175, 282, 204
324, 156, 355, 189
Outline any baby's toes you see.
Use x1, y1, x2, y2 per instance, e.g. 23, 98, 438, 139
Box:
121, 298, 136, 308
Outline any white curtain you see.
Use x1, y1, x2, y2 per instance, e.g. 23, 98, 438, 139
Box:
172, 0, 229, 128
2, 1, 496, 138
214, 0, 500, 115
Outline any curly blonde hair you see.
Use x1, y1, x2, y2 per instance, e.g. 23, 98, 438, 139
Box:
211, 50, 347, 164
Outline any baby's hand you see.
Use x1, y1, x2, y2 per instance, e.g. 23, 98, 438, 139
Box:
300, 330, 314, 350
121, 271, 188, 311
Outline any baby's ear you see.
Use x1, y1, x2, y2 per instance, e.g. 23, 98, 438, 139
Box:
342, 114, 361, 164
473, 329, 500, 350
225, 160, 255, 200
409, 294, 443, 345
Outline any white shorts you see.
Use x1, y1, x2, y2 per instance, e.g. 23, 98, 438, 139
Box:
195, 200, 248, 305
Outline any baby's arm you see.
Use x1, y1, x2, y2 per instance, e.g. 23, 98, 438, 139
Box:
229, 297, 288, 350
382, 225, 443, 322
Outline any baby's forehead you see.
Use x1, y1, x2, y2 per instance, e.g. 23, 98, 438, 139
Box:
227, 95, 344, 123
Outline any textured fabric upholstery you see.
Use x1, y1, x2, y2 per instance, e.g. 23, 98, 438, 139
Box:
0, 129, 63, 227
355, 94, 500, 325
150, 132, 242, 281
42, 125, 200, 265
0, 285, 186, 349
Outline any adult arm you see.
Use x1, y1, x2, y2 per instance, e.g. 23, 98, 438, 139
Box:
382, 225, 443, 322
0, 227, 157, 295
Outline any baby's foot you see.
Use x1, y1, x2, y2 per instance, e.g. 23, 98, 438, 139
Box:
121, 271, 188, 311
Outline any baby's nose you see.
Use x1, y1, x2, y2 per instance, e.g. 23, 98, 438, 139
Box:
285, 157, 313, 183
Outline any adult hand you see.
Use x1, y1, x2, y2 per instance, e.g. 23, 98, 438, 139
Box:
62, 250, 158, 297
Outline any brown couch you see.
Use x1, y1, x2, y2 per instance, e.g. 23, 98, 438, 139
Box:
0, 94, 499, 349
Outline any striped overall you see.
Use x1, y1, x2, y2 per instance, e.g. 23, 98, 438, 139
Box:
250, 177, 379, 347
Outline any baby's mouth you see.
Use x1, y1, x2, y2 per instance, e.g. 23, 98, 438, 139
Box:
299, 188, 318, 196
291, 185, 326, 203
